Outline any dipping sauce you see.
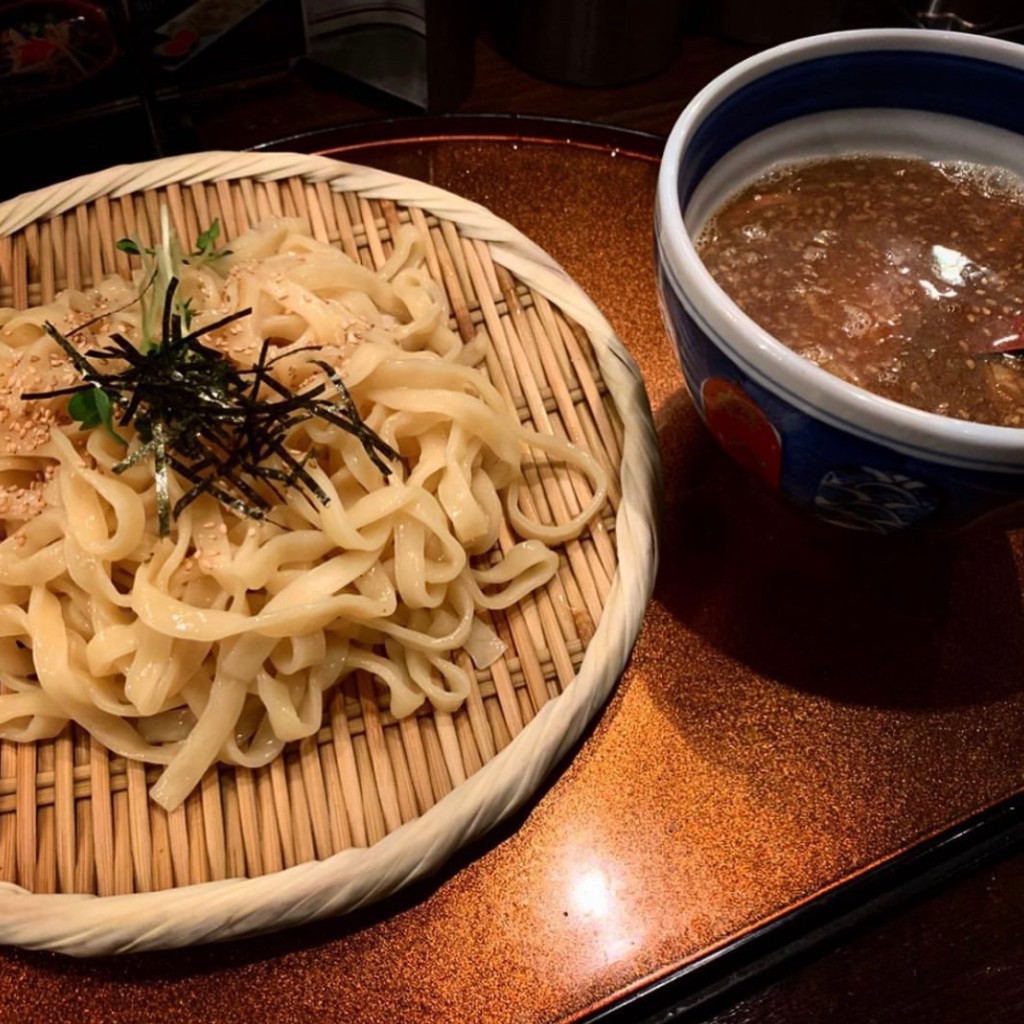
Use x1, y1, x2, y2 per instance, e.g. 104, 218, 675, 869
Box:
697, 155, 1024, 427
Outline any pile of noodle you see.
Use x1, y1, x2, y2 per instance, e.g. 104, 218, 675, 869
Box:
0, 219, 606, 810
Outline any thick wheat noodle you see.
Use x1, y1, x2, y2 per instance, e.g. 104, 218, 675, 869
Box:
0, 218, 607, 811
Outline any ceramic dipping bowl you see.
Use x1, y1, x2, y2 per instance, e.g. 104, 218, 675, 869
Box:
656, 28, 1024, 534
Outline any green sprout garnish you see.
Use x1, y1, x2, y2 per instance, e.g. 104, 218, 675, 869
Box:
67, 387, 127, 446
22, 221, 399, 536
115, 238, 151, 258
116, 219, 229, 263
191, 219, 231, 261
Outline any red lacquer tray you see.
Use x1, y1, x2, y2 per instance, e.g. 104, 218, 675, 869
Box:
2, 118, 1024, 1024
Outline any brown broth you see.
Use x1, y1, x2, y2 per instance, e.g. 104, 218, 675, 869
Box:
697, 155, 1024, 427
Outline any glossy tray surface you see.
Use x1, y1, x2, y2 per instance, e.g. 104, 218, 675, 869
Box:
3, 121, 1024, 1023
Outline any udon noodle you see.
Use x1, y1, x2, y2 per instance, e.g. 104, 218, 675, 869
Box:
0, 218, 607, 810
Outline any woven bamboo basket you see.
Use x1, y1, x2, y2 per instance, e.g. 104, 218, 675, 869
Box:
0, 152, 659, 956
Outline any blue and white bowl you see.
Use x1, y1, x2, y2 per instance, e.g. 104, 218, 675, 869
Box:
656, 29, 1024, 534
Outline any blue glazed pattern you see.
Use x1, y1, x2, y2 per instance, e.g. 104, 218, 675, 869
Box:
679, 50, 1024, 207
658, 261, 1024, 530
813, 468, 939, 534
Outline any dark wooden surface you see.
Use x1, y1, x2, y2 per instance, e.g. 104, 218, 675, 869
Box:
707, 852, 1024, 1024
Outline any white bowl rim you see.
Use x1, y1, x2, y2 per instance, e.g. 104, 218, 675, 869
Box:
657, 27, 1024, 470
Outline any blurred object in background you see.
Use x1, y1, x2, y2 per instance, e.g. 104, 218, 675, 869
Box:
899, 0, 1024, 36
484, 0, 686, 87
0, 0, 156, 199
139, 0, 304, 98
138, 0, 305, 152
0, 0, 305, 200
301, 0, 474, 111
0, 0, 119, 102
150, 0, 280, 69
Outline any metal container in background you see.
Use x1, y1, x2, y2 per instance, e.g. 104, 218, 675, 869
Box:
302, 0, 475, 111
486, 0, 687, 88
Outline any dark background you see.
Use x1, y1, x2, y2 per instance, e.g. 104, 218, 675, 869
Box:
6, 0, 1017, 200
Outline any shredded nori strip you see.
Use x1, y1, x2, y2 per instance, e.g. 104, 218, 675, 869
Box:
22, 276, 400, 535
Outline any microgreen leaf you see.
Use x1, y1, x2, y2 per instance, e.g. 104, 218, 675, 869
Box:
189, 219, 231, 262
116, 238, 155, 258
68, 388, 128, 446
194, 220, 220, 255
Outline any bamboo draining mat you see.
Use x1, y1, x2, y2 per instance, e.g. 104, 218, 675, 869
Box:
0, 153, 658, 954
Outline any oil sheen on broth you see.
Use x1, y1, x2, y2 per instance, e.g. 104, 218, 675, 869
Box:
696, 155, 1024, 427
